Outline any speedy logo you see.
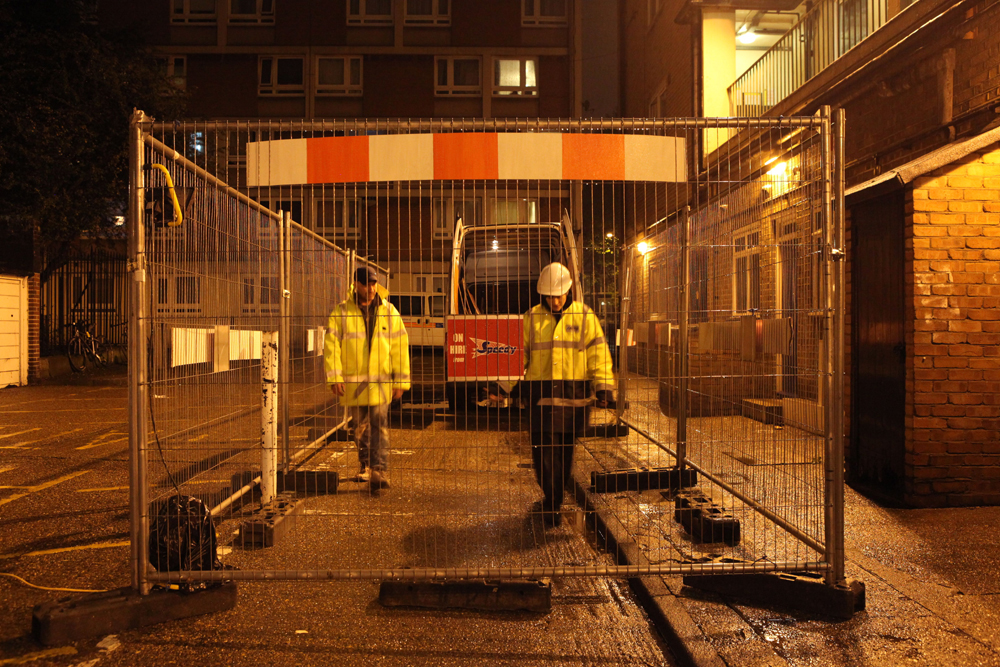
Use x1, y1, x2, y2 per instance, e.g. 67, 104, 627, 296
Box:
470, 337, 518, 358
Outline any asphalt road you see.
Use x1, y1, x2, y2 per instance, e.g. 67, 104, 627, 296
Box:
0, 378, 676, 667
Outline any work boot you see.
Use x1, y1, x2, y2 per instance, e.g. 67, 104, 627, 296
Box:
369, 469, 390, 490
354, 466, 371, 483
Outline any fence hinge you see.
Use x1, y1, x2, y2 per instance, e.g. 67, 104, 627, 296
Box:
830, 247, 844, 260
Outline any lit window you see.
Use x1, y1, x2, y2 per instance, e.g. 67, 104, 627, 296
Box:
316, 56, 363, 96
491, 198, 537, 225
172, 0, 217, 23
258, 57, 304, 96
315, 198, 366, 240
493, 57, 537, 97
522, 0, 566, 26
347, 0, 392, 25
434, 57, 481, 96
230, 0, 273, 23
405, 0, 449, 25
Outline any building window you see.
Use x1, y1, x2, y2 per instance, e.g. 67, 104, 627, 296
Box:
491, 198, 537, 225
316, 56, 363, 96
433, 196, 482, 238
257, 198, 302, 224
176, 276, 201, 312
434, 57, 481, 96
405, 0, 449, 25
493, 58, 537, 97
522, 0, 566, 26
160, 56, 187, 91
230, 0, 273, 23
172, 0, 217, 23
347, 0, 392, 25
733, 228, 761, 313
315, 198, 366, 240
259, 57, 304, 96
259, 276, 280, 307
414, 274, 447, 294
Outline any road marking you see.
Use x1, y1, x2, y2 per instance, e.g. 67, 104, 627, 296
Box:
0, 539, 130, 560
77, 435, 129, 451
3, 408, 128, 413
0, 647, 77, 665
0, 428, 41, 440
0, 471, 90, 508
76, 486, 129, 493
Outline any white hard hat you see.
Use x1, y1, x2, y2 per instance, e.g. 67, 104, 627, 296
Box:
537, 263, 573, 296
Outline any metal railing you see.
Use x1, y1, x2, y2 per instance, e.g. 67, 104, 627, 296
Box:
730, 0, 897, 116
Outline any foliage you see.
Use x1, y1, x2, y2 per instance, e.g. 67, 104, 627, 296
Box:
0, 0, 184, 260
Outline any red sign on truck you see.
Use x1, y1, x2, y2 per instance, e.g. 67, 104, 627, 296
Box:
446, 315, 524, 382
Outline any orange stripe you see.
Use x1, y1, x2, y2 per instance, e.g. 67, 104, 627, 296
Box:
562, 134, 625, 180
433, 133, 499, 180
307, 136, 370, 183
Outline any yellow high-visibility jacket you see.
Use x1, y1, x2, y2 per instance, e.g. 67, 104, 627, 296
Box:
324, 295, 410, 406
519, 300, 614, 405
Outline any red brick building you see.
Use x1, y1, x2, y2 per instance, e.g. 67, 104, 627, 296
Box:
622, 0, 1000, 506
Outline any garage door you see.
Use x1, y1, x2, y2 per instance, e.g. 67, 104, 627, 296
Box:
0, 275, 27, 387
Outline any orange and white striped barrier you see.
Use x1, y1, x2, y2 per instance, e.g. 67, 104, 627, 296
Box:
246, 132, 686, 186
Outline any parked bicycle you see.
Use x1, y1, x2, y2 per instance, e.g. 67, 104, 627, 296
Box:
65, 320, 106, 372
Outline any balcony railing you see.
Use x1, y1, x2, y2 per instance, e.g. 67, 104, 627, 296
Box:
729, 0, 899, 116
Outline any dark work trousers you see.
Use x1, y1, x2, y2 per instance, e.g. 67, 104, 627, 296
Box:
530, 428, 577, 512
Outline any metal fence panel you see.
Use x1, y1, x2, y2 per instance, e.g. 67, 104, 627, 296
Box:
128, 112, 844, 591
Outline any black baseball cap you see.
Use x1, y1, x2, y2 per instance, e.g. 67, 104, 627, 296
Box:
355, 266, 379, 284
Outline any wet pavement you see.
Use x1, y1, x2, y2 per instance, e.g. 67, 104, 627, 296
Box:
0, 375, 674, 667
4, 362, 1000, 666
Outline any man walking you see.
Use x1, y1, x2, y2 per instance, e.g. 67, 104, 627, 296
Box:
324, 266, 410, 490
499, 262, 614, 526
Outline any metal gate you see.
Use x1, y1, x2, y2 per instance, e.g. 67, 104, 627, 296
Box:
127, 110, 845, 592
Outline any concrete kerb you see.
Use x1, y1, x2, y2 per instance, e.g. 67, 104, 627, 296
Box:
572, 470, 728, 667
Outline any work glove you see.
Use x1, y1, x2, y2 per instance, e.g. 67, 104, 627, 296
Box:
596, 390, 613, 408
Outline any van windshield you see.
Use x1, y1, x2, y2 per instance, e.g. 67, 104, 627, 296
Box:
458, 226, 566, 315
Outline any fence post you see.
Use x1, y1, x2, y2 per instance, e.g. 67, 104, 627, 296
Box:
829, 107, 847, 586
262, 331, 279, 504
677, 206, 690, 469
821, 105, 847, 587
127, 109, 151, 595
280, 211, 290, 468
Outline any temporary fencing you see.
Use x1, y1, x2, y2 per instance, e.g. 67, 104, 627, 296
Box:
127, 110, 845, 594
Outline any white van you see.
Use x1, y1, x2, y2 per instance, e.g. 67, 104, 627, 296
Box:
388, 292, 446, 347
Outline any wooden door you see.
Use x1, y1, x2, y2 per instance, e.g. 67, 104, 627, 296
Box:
850, 190, 906, 503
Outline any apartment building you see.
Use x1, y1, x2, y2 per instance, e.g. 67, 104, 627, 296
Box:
622, 0, 1000, 507
99, 0, 584, 291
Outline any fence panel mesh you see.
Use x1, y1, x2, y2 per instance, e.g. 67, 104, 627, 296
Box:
129, 113, 843, 588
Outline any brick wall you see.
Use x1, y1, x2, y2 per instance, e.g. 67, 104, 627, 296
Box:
907, 143, 1000, 506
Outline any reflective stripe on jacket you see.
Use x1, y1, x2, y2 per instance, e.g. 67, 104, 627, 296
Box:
519, 301, 614, 404
323, 296, 410, 406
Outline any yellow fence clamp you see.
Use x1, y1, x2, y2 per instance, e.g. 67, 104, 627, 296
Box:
149, 163, 183, 227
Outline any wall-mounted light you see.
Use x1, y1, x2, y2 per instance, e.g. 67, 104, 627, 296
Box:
491, 239, 499, 251
637, 241, 651, 255
766, 161, 787, 177
606, 232, 614, 238
737, 30, 757, 44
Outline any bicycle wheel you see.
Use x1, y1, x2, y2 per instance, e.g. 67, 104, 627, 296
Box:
67, 337, 88, 372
